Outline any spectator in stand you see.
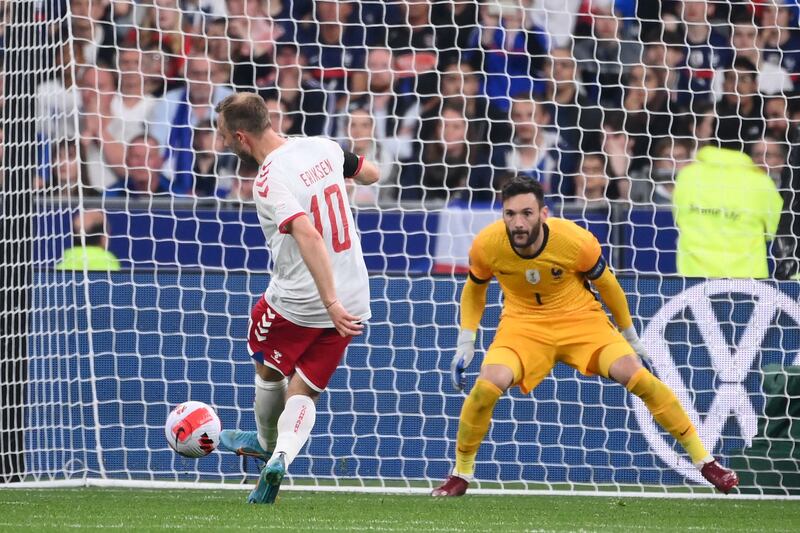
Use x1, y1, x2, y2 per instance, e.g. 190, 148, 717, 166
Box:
36, 41, 80, 182
493, 94, 563, 196
343, 108, 398, 206
69, 0, 120, 67
629, 138, 693, 206
137, 0, 194, 90
571, 152, 610, 210
50, 139, 97, 198
386, 0, 447, 95
716, 58, 766, 150
622, 64, 673, 173
297, 0, 367, 133
730, 12, 794, 95
599, 110, 631, 201
203, 17, 231, 66
263, 94, 295, 136
750, 134, 790, 190
107, 134, 169, 197
464, 1, 548, 118
399, 103, 491, 204
424, 62, 492, 147
764, 93, 794, 142
675, 0, 733, 107
78, 64, 144, 191
648, 31, 690, 109
40, 139, 96, 198
759, 0, 800, 90
573, 1, 642, 108
527, 0, 582, 49
141, 46, 166, 97
429, 0, 480, 68
673, 126, 783, 279
345, 47, 417, 164
225, 157, 260, 205
258, 43, 326, 136
544, 47, 602, 166
150, 54, 233, 195
56, 210, 121, 272
115, 46, 160, 135
191, 119, 236, 197
226, 0, 282, 89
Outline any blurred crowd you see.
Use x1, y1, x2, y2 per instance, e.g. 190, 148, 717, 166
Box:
27, 0, 800, 213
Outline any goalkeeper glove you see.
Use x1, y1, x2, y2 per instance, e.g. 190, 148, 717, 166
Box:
621, 326, 652, 370
450, 329, 476, 392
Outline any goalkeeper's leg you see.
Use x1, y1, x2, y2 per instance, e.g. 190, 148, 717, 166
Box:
432, 347, 522, 497
609, 355, 739, 493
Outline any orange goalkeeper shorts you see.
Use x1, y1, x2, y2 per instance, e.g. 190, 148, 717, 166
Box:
483, 310, 633, 394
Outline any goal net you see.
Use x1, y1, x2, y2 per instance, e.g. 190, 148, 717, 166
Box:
3, 0, 800, 497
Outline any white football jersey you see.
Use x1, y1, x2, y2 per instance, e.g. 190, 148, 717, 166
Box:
253, 137, 371, 328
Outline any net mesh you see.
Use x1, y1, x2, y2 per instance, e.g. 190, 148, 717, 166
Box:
2, 0, 799, 495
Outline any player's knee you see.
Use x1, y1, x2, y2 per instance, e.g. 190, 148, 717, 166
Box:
465, 378, 503, 414
478, 365, 515, 392
608, 354, 643, 386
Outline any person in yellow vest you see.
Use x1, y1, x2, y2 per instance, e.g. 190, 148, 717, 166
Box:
673, 144, 783, 278
56, 210, 121, 271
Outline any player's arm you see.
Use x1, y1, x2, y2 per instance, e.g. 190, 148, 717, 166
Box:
586, 257, 633, 331
582, 247, 650, 365
460, 273, 490, 332
282, 213, 364, 338
451, 239, 493, 391
343, 150, 380, 185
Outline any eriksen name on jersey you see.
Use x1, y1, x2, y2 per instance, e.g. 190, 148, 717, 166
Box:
299, 158, 334, 187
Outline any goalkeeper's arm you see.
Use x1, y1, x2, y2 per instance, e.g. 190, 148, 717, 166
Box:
586, 257, 650, 363
460, 273, 489, 332
451, 273, 490, 391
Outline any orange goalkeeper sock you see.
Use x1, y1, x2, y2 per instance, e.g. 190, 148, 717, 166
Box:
454, 378, 503, 478
626, 368, 711, 465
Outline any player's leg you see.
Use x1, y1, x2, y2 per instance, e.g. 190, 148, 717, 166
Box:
253, 362, 288, 452
249, 376, 320, 505
220, 299, 311, 463
249, 328, 351, 504
605, 353, 739, 493
220, 362, 286, 460
433, 337, 554, 497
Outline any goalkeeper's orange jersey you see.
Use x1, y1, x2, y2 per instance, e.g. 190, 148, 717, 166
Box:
468, 218, 606, 321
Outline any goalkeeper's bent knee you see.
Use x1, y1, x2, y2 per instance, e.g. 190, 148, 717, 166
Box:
455, 378, 503, 477
626, 367, 710, 464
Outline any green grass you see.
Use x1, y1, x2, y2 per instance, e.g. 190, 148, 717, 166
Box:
0, 489, 797, 532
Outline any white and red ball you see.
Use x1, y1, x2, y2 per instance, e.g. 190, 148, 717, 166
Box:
165, 401, 221, 458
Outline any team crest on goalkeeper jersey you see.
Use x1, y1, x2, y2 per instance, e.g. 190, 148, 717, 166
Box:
525, 269, 541, 285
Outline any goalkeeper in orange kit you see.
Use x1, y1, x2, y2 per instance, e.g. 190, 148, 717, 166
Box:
432, 177, 739, 496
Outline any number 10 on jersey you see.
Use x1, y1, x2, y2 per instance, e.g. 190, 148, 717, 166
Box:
309, 184, 351, 253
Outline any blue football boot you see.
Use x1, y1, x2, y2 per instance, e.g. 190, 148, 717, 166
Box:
218, 430, 269, 461
247, 453, 286, 504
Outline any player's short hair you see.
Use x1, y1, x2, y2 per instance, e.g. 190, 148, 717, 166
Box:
501, 176, 545, 207
215, 92, 271, 135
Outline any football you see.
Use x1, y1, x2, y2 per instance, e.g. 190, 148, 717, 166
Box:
165, 401, 221, 458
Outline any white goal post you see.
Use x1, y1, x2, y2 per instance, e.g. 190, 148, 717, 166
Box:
2, 0, 799, 499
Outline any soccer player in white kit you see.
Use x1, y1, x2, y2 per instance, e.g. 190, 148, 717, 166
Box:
213, 93, 379, 504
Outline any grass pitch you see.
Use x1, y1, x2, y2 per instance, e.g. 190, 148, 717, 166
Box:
0, 488, 797, 532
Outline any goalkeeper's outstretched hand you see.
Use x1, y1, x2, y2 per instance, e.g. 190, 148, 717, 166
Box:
621, 326, 652, 371
450, 330, 476, 392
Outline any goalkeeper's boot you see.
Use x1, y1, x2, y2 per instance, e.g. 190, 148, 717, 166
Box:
218, 430, 269, 461
431, 475, 469, 497
701, 460, 739, 494
248, 453, 286, 504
